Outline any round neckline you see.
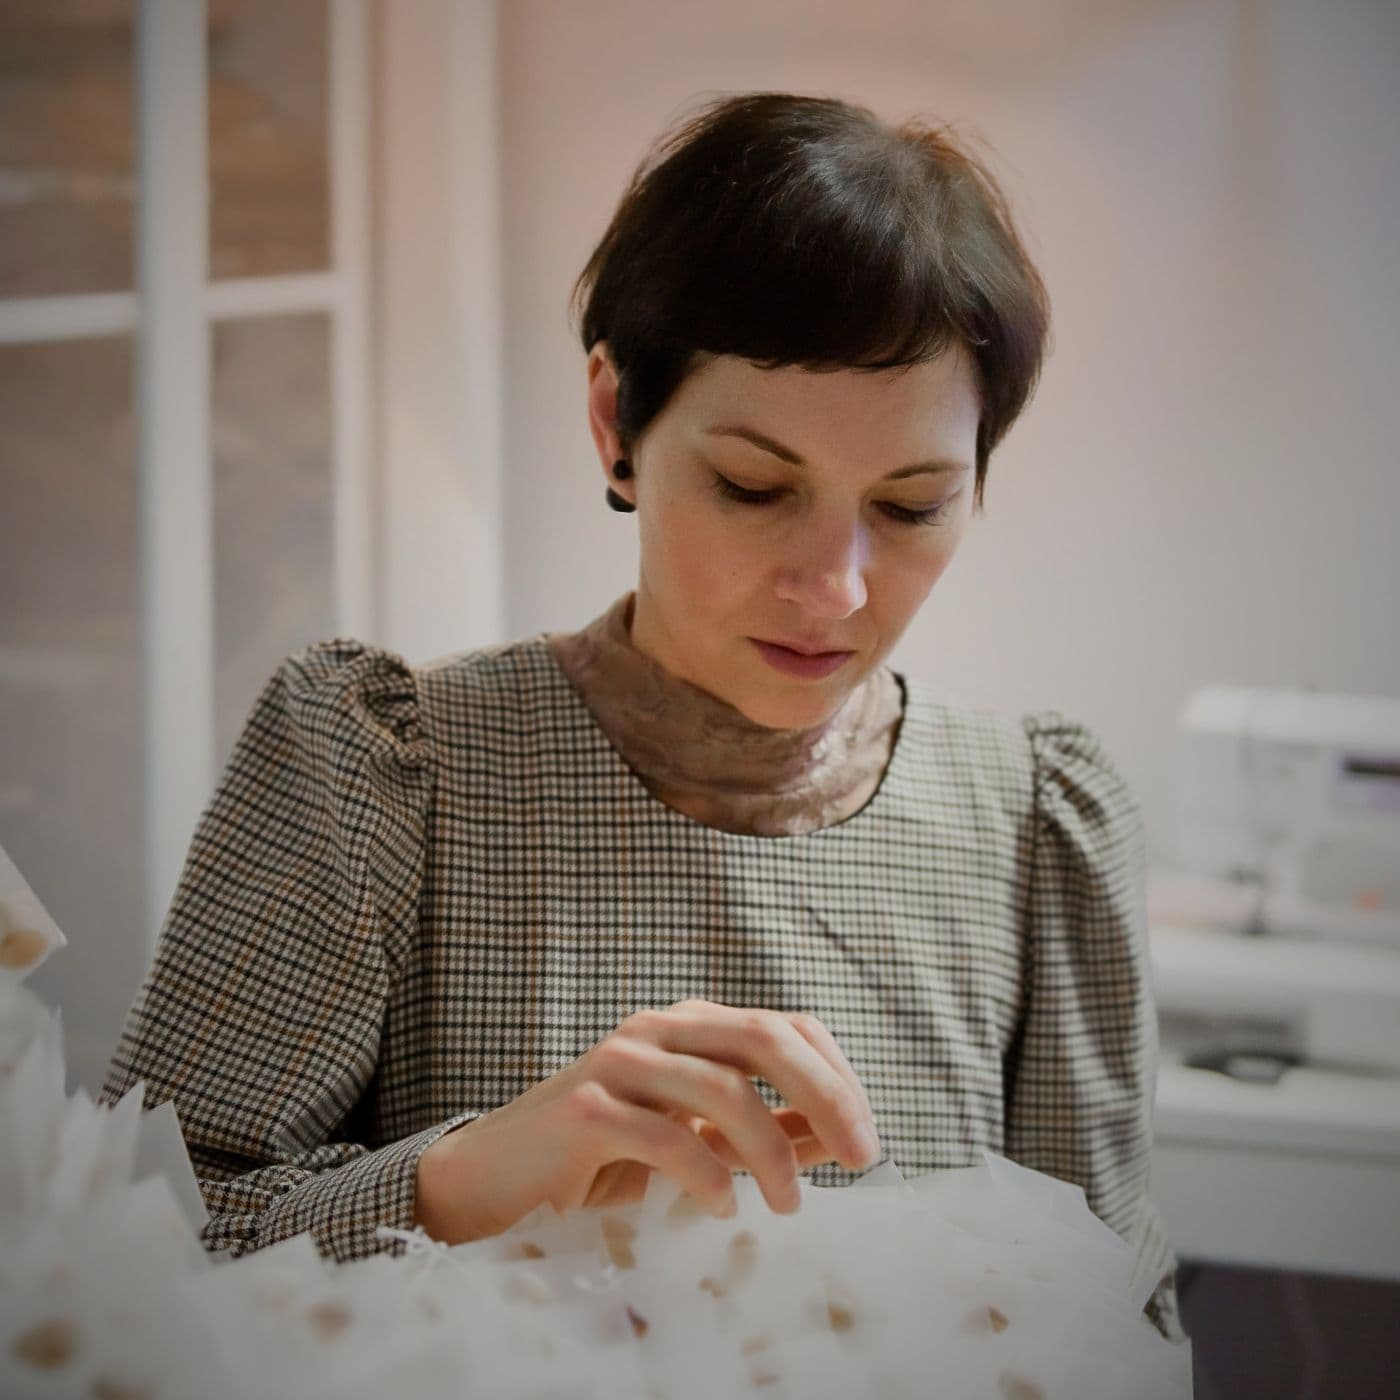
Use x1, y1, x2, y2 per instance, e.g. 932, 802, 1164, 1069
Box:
532, 633, 912, 844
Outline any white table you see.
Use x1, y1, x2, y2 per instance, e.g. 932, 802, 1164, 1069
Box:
1151, 1056, 1400, 1281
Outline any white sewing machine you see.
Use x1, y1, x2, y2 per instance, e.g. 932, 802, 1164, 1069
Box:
1145, 686, 1400, 1282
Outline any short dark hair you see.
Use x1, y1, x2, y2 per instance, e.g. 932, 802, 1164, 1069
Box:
570, 92, 1051, 512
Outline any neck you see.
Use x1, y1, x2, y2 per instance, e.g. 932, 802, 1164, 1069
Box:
543, 592, 904, 837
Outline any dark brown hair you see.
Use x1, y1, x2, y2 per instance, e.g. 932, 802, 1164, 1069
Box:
570, 92, 1051, 511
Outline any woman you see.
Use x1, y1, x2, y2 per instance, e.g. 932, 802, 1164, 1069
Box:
101, 92, 1183, 1342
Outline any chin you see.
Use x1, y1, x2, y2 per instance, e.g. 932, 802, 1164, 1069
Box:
736, 687, 850, 732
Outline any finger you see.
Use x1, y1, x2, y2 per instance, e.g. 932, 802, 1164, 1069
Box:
694, 1107, 800, 1165
598, 1036, 802, 1214
704, 1128, 836, 1174
580, 1156, 652, 1211
697, 1106, 838, 1171
665, 1105, 707, 1135
781, 1011, 876, 1124
644, 1005, 877, 1172
570, 1085, 736, 1217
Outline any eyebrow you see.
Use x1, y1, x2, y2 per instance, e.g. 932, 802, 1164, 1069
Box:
703, 424, 970, 481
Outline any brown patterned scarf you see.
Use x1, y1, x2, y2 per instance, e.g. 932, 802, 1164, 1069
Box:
544, 592, 904, 837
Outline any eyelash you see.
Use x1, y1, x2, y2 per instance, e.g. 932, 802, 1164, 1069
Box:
710, 472, 952, 527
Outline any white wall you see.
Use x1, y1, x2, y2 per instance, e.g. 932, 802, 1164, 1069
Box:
494, 0, 1400, 861
376, 0, 505, 662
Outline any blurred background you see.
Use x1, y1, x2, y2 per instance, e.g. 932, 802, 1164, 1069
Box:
1, 1, 1396, 1394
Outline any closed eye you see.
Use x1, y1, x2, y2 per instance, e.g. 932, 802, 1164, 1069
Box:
710, 472, 951, 527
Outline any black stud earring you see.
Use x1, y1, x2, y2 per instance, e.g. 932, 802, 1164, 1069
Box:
606, 457, 636, 512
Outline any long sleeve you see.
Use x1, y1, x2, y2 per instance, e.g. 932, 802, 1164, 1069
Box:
1003, 712, 1186, 1344
99, 640, 476, 1262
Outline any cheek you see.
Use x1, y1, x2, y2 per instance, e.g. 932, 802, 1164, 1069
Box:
872, 533, 961, 617
921, 540, 959, 587
916, 537, 960, 591
650, 504, 750, 598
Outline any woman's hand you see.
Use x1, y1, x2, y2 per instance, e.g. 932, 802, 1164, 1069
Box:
413, 997, 882, 1245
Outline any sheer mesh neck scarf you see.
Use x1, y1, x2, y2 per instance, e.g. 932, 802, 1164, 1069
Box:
544, 591, 905, 838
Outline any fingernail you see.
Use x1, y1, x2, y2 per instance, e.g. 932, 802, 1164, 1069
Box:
855, 1124, 881, 1166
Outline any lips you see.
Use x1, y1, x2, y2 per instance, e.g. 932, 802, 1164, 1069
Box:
750, 640, 855, 680
755, 638, 853, 657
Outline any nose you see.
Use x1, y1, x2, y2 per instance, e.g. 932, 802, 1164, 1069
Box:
771, 511, 870, 618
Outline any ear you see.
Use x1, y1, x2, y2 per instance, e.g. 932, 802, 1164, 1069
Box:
586, 341, 635, 504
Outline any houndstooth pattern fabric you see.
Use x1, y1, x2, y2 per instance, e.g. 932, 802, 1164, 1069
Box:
100, 634, 1184, 1342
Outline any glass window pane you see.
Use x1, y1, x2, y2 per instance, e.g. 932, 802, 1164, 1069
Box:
0, 1, 136, 298
209, 0, 329, 280
0, 335, 143, 1088
212, 312, 335, 767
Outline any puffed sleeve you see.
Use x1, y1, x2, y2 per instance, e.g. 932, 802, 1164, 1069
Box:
99, 640, 477, 1262
1004, 712, 1186, 1344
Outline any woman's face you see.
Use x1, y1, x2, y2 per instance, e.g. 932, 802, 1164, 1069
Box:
586, 342, 981, 730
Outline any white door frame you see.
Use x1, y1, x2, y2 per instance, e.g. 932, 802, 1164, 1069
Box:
373, 0, 505, 669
